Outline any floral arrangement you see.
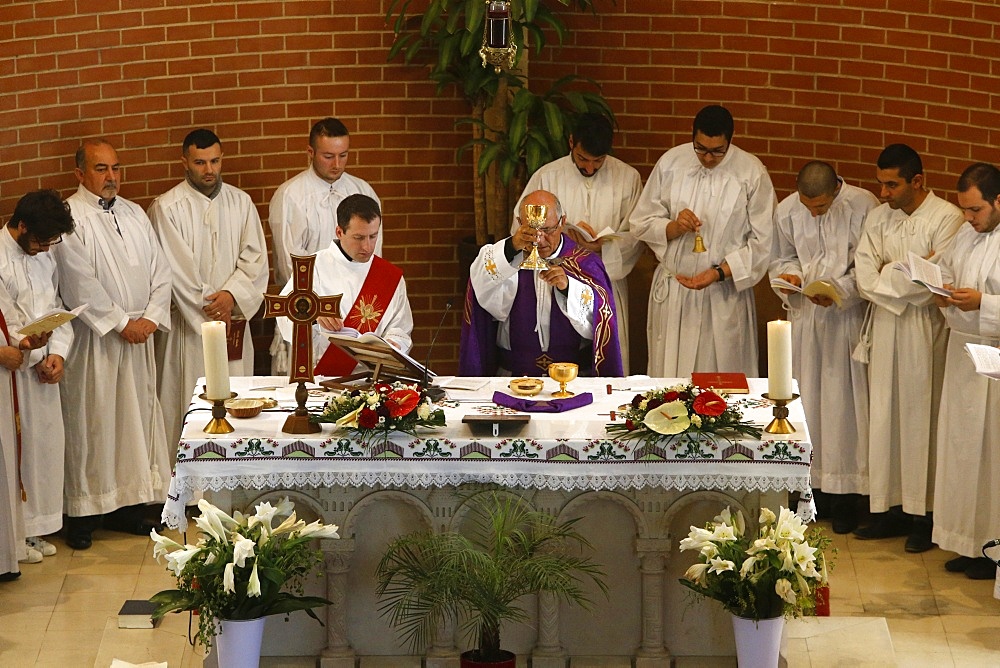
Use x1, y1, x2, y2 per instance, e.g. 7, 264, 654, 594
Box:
312, 381, 446, 448
149, 498, 340, 648
678, 506, 833, 621
606, 382, 762, 449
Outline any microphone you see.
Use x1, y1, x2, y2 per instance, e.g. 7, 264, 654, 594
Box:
421, 299, 453, 400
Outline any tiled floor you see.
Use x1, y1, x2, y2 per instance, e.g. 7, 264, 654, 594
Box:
1, 520, 998, 667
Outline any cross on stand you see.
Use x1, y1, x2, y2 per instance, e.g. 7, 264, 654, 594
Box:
263, 254, 342, 434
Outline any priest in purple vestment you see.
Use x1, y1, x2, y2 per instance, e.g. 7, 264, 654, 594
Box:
460, 190, 623, 377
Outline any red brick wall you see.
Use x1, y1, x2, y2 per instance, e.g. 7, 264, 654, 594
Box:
2, 0, 997, 373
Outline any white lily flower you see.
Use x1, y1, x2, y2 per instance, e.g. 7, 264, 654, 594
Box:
298, 520, 340, 540
248, 562, 261, 596
274, 497, 294, 517
233, 536, 256, 567
150, 529, 183, 561
740, 555, 758, 578
223, 562, 236, 593
679, 526, 715, 552
792, 541, 819, 571
684, 562, 710, 585
165, 545, 202, 577
759, 507, 776, 525
250, 501, 279, 531
196, 499, 236, 544
417, 403, 431, 420
711, 523, 737, 542
775, 578, 797, 604
205, 552, 217, 565
271, 512, 304, 537
773, 507, 806, 543
708, 557, 736, 575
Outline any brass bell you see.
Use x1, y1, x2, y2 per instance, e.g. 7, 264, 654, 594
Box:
692, 233, 707, 253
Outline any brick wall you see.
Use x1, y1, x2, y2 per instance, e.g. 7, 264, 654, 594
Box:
2, 0, 997, 374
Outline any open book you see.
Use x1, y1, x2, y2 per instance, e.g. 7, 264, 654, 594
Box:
769, 277, 843, 307
892, 251, 952, 297
964, 342, 1000, 380
326, 331, 434, 379
18, 304, 89, 337
566, 222, 619, 242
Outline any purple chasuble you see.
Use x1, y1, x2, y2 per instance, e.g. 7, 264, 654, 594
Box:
459, 234, 623, 377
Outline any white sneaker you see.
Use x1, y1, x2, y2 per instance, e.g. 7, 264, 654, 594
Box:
19, 545, 43, 564
26, 536, 56, 557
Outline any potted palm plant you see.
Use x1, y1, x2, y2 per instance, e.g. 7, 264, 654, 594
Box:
374, 491, 607, 666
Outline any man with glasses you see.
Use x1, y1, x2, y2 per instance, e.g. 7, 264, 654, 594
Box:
54, 138, 173, 550
512, 113, 644, 373
630, 105, 775, 376
0, 190, 75, 561
460, 189, 623, 377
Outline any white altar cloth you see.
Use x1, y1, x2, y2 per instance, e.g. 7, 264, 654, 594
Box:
163, 376, 811, 530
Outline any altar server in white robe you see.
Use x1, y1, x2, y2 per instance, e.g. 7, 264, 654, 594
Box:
269, 118, 381, 373
770, 162, 877, 534
54, 138, 173, 551
630, 105, 775, 377
0, 190, 76, 558
854, 144, 963, 553
512, 113, 643, 373
0, 284, 51, 579
932, 162, 1000, 579
277, 194, 412, 371
150, 129, 269, 451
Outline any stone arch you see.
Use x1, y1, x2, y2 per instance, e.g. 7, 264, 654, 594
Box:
559, 490, 649, 538
242, 488, 326, 523
342, 488, 435, 536
659, 490, 752, 542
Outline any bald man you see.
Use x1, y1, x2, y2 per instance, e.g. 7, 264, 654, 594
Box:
770, 161, 878, 533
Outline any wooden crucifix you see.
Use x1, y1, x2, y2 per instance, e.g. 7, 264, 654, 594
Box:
263, 254, 342, 434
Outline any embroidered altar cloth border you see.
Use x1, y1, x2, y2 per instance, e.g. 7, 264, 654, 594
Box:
163, 376, 812, 530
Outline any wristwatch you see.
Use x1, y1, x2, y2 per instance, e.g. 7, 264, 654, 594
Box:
712, 264, 726, 282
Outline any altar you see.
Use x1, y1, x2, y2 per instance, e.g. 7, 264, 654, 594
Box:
165, 376, 812, 666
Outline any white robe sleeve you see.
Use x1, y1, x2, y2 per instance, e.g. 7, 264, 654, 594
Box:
723, 167, 775, 292
553, 275, 595, 339
268, 187, 305, 287
469, 238, 522, 322
220, 204, 268, 321
53, 227, 130, 336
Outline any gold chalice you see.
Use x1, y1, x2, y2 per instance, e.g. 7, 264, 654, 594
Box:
519, 203, 549, 271
548, 362, 578, 398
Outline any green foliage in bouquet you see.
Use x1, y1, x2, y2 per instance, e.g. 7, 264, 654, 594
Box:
311, 381, 446, 449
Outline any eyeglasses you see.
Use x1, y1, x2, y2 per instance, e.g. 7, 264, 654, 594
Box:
35, 236, 63, 247
693, 142, 729, 158
537, 226, 562, 236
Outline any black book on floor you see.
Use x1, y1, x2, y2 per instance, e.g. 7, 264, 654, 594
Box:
118, 599, 161, 629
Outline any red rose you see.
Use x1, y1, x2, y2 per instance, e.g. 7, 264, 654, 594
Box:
358, 407, 379, 429
631, 394, 644, 408
386, 389, 420, 418
625, 419, 635, 430
664, 391, 679, 401
692, 391, 726, 416
647, 397, 664, 410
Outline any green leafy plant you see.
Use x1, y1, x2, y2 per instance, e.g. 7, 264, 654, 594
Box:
375, 491, 607, 662
678, 506, 834, 622
149, 497, 339, 648
386, 0, 613, 244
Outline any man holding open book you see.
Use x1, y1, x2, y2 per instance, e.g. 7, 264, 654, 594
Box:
931, 162, 1000, 579
770, 161, 877, 534
853, 144, 963, 553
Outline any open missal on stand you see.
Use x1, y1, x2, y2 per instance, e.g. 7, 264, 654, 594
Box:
18, 304, 88, 337
892, 251, 952, 297
965, 342, 1000, 380
769, 277, 843, 307
319, 330, 442, 398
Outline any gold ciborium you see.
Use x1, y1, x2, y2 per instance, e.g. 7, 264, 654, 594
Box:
519, 203, 549, 271
548, 362, 578, 398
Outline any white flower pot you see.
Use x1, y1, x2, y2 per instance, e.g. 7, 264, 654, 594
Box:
216, 617, 266, 668
731, 614, 784, 668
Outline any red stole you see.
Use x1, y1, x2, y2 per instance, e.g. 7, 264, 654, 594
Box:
314, 255, 403, 376
0, 309, 24, 501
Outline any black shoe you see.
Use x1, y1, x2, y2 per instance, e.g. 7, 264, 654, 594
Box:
65, 515, 96, 550
904, 514, 934, 553
0, 571, 20, 582
104, 505, 162, 536
945, 556, 975, 573
852, 511, 912, 540
966, 557, 997, 580
812, 489, 833, 521
831, 494, 860, 535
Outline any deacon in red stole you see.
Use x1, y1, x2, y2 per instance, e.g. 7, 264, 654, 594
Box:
277, 194, 413, 376
460, 190, 623, 377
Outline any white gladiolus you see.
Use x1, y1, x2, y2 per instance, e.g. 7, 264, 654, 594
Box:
223, 563, 236, 593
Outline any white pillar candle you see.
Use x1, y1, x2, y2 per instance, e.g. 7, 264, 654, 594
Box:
201, 321, 231, 401
767, 320, 793, 400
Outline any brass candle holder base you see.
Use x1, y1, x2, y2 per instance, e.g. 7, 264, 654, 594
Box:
204, 398, 235, 434
761, 393, 799, 434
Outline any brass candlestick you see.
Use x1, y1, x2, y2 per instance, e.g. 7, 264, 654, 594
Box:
761, 393, 799, 434
200, 392, 237, 434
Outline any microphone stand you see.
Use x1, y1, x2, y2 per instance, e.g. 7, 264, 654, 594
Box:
421, 299, 452, 401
